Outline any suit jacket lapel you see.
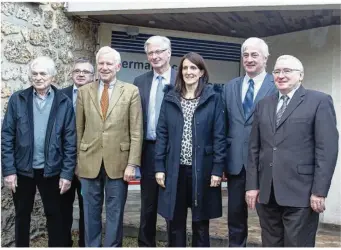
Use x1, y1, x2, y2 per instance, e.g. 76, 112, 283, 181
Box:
268, 94, 278, 134
170, 68, 177, 85
144, 71, 154, 114
245, 74, 274, 122
89, 81, 102, 117
106, 80, 124, 119
234, 77, 245, 120
276, 86, 305, 129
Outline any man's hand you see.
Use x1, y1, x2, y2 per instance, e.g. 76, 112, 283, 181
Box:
123, 164, 136, 182
246, 190, 260, 210
59, 178, 72, 194
310, 194, 326, 213
210, 175, 222, 187
4, 174, 17, 193
155, 172, 165, 188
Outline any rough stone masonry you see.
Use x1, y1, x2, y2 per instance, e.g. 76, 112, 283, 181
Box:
1, 2, 98, 246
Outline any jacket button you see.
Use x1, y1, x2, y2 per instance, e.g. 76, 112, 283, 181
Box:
196, 122, 199, 125
198, 146, 200, 148
273, 147, 277, 151
270, 163, 273, 167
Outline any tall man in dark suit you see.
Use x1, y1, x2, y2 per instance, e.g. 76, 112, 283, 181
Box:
133, 35, 177, 247
246, 55, 339, 247
60, 58, 94, 247
222, 37, 277, 247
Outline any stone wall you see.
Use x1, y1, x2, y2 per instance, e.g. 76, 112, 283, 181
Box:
1, 2, 98, 246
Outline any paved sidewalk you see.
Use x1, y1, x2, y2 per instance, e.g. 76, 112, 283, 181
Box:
73, 190, 341, 247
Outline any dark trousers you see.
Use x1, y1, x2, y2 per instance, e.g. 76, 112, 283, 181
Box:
13, 170, 63, 247
227, 167, 248, 247
60, 176, 85, 247
138, 141, 159, 247
256, 185, 319, 247
167, 165, 210, 247
80, 165, 128, 247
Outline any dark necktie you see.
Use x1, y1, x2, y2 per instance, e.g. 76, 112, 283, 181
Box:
243, 79, 254, 117
100, 83, 109, 120
276, 95, 289, 127
154, 75, 164, 128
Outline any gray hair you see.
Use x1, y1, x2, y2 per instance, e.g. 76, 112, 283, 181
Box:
241, 37, 270, 58
73, 57, 94, 73
275, 55, 304, 72
29, 56, 57, 77
144, 35, 171, 53
96, 46, 121, 64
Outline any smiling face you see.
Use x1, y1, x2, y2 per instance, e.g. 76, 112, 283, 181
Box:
242, 45, 267, 78
97, 53, 121, 84
146, 43, 171, 71
273, 58, 303, 94
181, 59, 204, 87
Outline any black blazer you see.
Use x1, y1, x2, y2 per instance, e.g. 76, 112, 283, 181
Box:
61, 85, 73, 101
133, 68, 177, 140
246, 86, 339, 207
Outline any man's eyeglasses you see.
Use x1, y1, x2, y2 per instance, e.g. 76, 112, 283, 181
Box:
273, 68, 301, 75
147, 49, 167, 57
72, 69, 93, 75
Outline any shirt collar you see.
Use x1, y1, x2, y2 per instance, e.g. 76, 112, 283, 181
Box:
73, 84, 78, 92
33, 86, 52, 98
153, 66, 172, 85
244, 70, 267, 86
100, 79, 116, 89
278, 84, 301, 101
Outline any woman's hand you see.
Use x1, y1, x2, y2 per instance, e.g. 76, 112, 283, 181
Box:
155, 172, 166, 188
210, 175, 222, 187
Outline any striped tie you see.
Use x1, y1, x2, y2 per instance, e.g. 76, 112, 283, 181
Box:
100, 83, 109, 120
243, 79, 254, 117
276, 95, 289, 127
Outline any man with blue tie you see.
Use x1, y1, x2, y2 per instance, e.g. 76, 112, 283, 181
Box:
60, 58, 94, 247
222, 37, 277, 247
133, 36, 177, 247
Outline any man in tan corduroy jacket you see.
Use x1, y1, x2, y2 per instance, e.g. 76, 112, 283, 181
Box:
76, 46, 143, 247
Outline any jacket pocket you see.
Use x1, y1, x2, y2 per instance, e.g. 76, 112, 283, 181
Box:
297, 164, 314, 175
205, 145, 213, 155
80, 143, 89, 151
120, 142, 130, 151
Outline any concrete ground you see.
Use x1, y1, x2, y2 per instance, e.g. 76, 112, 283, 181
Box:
73, 190, 341, 247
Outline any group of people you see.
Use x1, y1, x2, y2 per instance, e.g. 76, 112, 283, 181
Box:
1, 35, 338, 248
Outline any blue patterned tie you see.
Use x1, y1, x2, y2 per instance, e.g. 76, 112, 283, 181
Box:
154, 75, 164, 128
243, 79, 254, 117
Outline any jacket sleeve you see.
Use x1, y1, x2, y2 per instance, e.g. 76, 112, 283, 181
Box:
155, 99, 168, 173
312, 95, 339, 197
1, 96, 17, 177
60, 100, 76, 181
211, 93, 227, 177
128, 87, 143, 167
245, 102, 261, 191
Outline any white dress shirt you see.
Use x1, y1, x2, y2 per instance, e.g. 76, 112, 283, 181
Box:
72, 84, 78, 109
98, 79, 116, 107
147, 67, 172, 140
241, 70, 267, 102
276, 84, 300, 112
